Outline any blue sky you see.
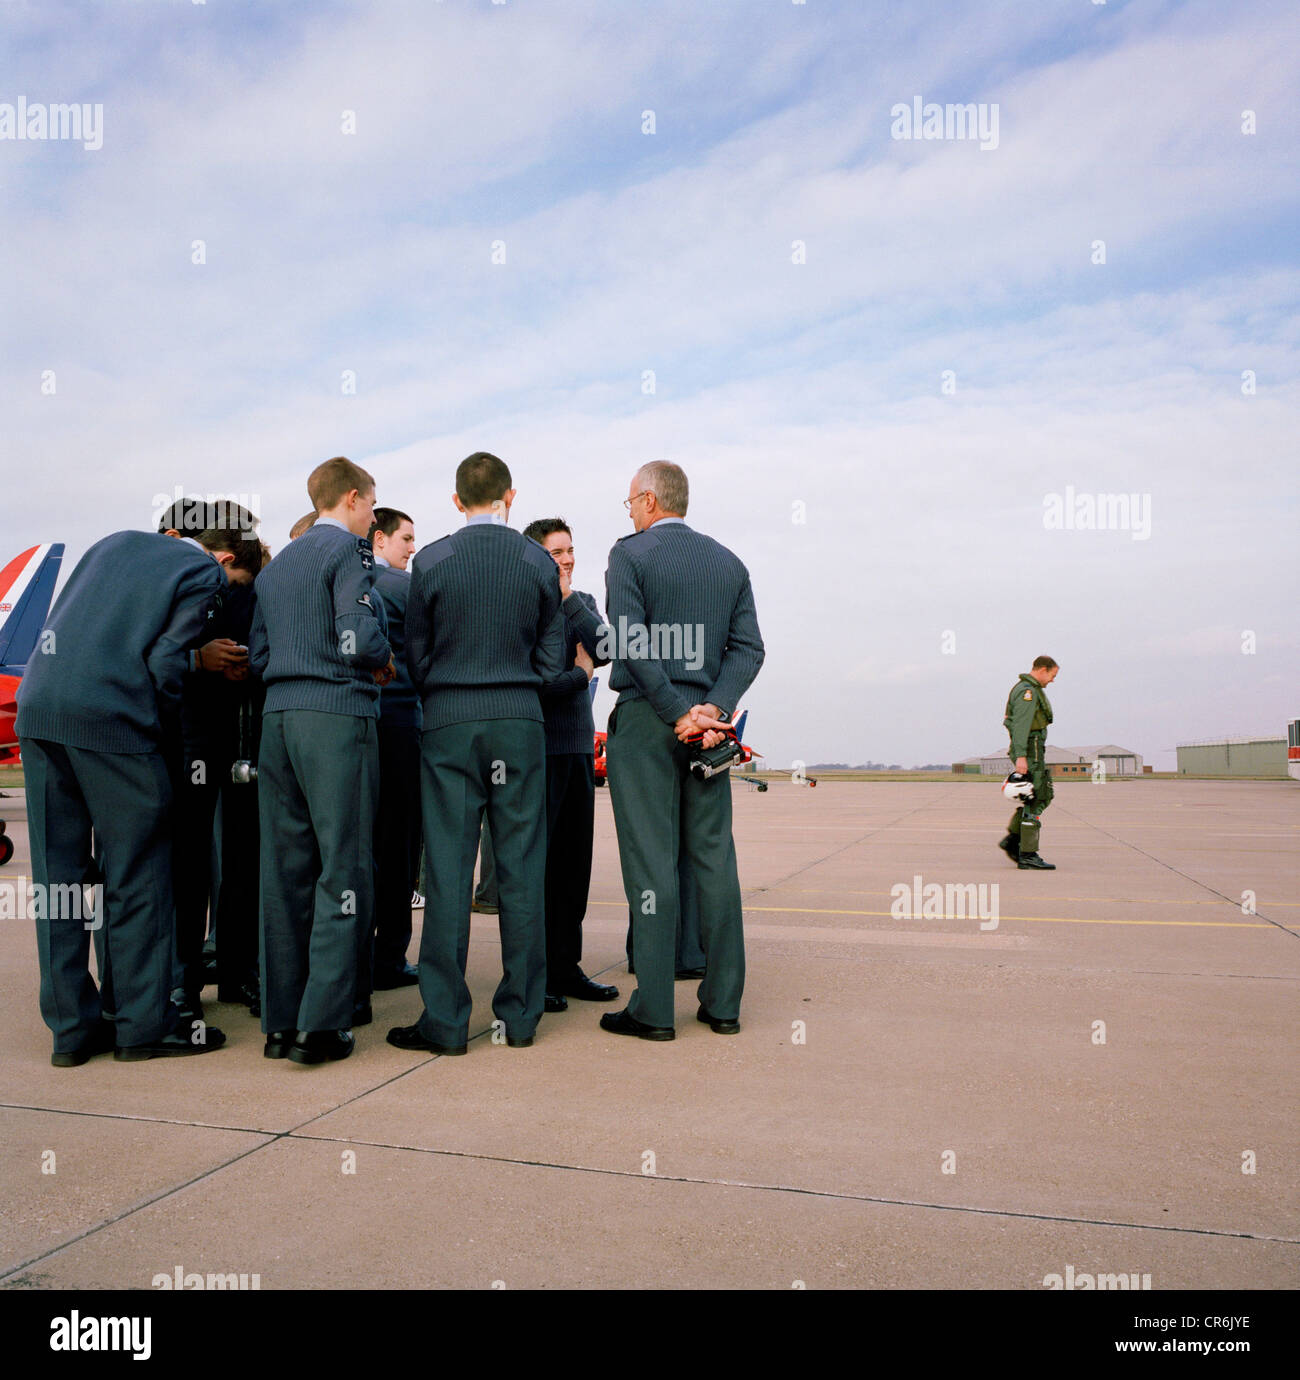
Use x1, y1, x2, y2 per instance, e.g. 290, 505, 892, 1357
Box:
2, 0, 1296, 768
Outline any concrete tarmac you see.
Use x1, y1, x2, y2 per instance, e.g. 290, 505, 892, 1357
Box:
0, 778, 1295, 1290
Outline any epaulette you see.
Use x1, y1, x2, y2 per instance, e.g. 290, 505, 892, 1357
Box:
422, 534, 457, 566
616, 528, 658, 550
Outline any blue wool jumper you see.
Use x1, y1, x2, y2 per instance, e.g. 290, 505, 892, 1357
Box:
604, 519, 765, 724
406, 519, 565, 731
249, 520, 392, 719
16, 531, 226, 753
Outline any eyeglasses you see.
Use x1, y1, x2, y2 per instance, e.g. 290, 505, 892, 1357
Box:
623, 490, 653, 511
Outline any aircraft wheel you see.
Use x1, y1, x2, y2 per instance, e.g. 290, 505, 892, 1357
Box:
0, 833, 13, 867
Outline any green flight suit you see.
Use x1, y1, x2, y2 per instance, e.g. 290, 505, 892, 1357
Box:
1004, 673, 1054, 853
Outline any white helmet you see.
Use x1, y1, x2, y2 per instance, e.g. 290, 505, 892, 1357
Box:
1002, 772, 1035, 802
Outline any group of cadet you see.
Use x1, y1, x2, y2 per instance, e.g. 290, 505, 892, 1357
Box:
17, 453, 766, 1065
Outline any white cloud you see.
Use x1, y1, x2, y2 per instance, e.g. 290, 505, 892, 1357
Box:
2, 0, 1295, 769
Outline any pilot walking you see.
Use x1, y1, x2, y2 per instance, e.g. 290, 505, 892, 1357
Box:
999, 657, 1059, 871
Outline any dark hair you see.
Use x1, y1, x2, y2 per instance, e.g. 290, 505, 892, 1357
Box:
158, 498, 203, 534
522, 517, 571, 545
371, 507, 414, 541
195, 522, 263, 577
308, 456, 375, 512
158, 498, 258, 535
1032, 655, 1058, 670
455, 452, 512, 508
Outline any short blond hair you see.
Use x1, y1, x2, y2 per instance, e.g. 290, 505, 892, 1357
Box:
308, 457, 375, 512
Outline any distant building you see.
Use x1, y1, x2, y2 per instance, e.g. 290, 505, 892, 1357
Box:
953, 744, 1144, 778
1176, 736, 1288, 779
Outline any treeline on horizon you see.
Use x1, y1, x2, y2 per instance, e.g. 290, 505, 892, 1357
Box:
806, 763, 954, 772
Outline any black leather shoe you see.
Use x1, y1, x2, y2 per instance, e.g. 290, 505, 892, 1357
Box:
697, 1006, 740, 1035
115, 1024, 227, 1060
169, 988, 204, 1023
600, 1008, 674, 1041
217, 977, 262, 1010
386, 1024, 467, 1056
544, 993, 569, 1013
352, 1003, 373, 1027
51, 1019, 116, 1067
506, 1034, 534, 1048
1018, 852, 1056, 870
675, 967, 706, 981
372, 963, 419, 990
264, 1031, 294, 1059
997, 834, 1020, 863
558, 970, 619, 1001
288, 1029, 354, 1064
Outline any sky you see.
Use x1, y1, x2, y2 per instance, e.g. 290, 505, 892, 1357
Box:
2, 0, 1296, 770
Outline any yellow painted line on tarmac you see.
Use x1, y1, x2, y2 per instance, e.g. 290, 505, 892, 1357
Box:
588, 900, 1275, 928
770, 888, 1299, 908
740, 906, 1274, 929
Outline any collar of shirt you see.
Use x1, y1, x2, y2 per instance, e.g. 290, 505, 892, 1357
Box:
651, 516, 687, 527
315, 516, 349, 533
374, 554, 391, 568
178, 536, 217, 562
466, 513, 507, 526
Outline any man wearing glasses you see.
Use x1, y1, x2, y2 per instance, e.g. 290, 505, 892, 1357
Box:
600, 461, 765, 1041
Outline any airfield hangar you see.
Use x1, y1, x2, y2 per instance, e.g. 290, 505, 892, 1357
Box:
1175, 735, 1289, 779
953, 745, 1144, 777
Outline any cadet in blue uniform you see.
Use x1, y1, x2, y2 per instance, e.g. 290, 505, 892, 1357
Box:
17, 517, 261, 1064
521, 517, 618, 1013
156, 499, 260, 1024
601, 461, 765, 1040
249, 457, 394, 1064
368, 507, 422, 990
389, 452, 564, 1055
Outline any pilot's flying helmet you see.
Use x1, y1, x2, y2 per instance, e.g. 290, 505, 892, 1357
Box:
1002, 772, 1035, 802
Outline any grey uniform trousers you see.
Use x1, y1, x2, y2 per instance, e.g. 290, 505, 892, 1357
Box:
22, 737, 174, 1049
258, 709, 378, 1034
606, 698, 745, 1029
415, 718, 547, 1045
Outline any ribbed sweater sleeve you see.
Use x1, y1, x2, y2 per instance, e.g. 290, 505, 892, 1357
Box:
564, 590, 611, 667
706, 573, 765, 717
146, 563, 232, 721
